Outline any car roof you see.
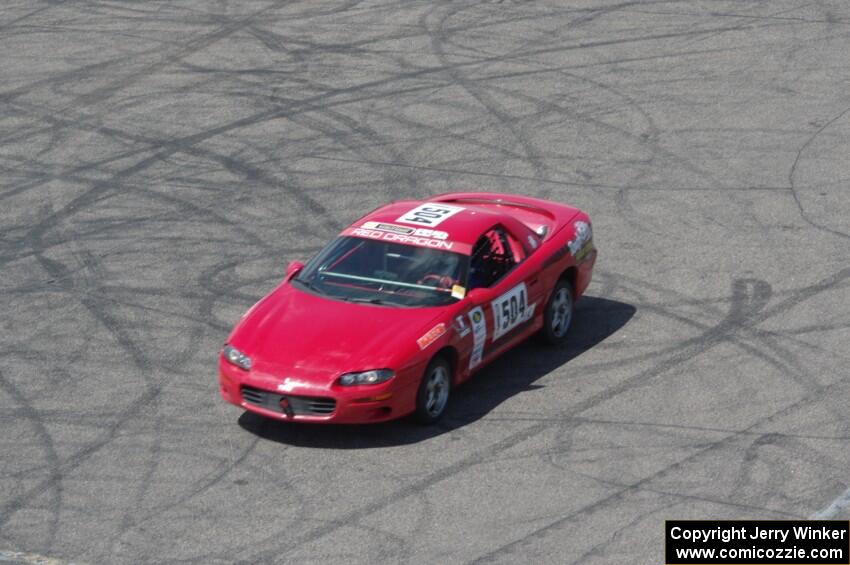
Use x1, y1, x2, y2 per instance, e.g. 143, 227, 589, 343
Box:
365, 200, 506, 243
342, 200, 508, 254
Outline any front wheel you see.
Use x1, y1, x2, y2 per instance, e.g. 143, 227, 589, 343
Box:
538, 279, 574, 345
414, 356, 451, 424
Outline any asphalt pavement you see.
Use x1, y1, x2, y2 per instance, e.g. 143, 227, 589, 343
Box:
1, 1, 849, 563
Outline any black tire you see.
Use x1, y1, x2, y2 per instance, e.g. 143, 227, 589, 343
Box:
413, 355, 452, 424
538, 279, 574, 345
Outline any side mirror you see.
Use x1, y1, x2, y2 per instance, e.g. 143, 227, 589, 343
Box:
285, 260, 305, 281
465, 287, 490, 304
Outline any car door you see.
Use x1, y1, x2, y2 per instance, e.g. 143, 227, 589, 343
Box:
458, 225, 542, 376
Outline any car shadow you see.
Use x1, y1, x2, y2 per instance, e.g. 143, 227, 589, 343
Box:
237, 295, 635, 448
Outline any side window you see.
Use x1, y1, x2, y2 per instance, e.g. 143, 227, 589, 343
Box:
468, 226, 525, 289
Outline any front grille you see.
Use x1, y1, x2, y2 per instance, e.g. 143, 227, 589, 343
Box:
289, 395, 336, 415
240, 385, 336, 416
241, 387, 265, 405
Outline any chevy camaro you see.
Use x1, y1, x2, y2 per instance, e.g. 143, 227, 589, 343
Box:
218, 192, 597, 424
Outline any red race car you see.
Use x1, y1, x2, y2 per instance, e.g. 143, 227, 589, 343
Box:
218, 192, 596, 424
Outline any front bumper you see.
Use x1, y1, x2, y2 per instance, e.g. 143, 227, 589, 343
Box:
218, 359, 419, 424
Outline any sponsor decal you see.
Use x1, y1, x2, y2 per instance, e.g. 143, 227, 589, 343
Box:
361, 221, 449, 240
468, 307, 486, 368
567, 221, 592, 257
362, 221, 414, 235
417, 323, 447, 350
397, 203, 464, 227
413, 228, 449, 240
453, 315, 470, 338
350, 228, 455, 250
491, 282, 536, 340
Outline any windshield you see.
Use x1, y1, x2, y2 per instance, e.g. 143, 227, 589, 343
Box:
293, 237, 468, 307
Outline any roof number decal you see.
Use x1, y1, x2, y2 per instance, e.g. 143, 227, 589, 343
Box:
396, 203, 464, 227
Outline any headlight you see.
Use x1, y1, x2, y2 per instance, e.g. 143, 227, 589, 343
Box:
337, 369, 393, 386
222, 345, 251, 370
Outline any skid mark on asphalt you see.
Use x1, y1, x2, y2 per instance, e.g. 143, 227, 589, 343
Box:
788, 105, 850, 241
811, 487, 850, 519
0, 372, 62, 551
0, 548, 83, 565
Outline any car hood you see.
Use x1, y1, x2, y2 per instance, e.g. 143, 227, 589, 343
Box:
229, 283, 446, 383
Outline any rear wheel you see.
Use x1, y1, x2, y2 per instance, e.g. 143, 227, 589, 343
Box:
414, 356, 451, 424
539, 279, 574, 345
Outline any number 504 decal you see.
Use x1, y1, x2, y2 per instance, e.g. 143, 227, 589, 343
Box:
396, 203, 464, 227
491, 283, 535, 340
